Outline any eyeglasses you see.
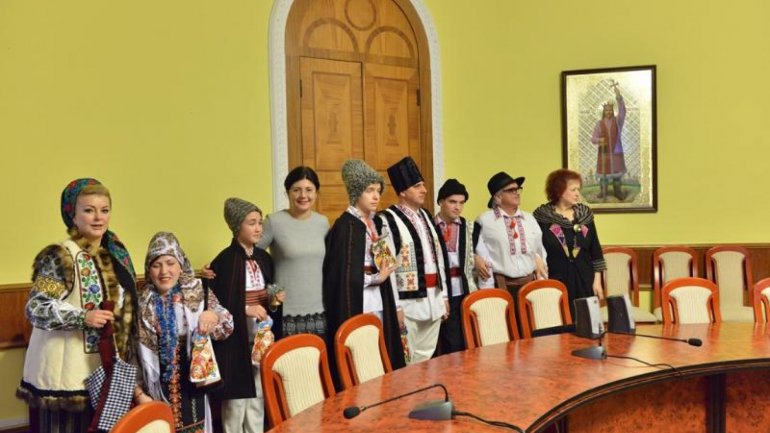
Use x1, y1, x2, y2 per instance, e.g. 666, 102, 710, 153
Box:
501, 186, 523, 194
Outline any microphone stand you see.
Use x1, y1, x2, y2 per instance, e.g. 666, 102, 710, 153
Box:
343, 383, 453, 421
571, 331, 607, 360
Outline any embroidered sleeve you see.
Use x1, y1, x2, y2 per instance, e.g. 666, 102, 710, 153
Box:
532, 221, 548, 263
207, 290, 234, 341
364, 272, 382, 287
26, 246, 86, 331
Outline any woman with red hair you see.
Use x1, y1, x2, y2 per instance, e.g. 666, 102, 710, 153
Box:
533, 169, 606, 314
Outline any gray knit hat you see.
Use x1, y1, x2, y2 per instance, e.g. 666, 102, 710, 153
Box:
341, 159, 385, 205
224, 197, 261, 236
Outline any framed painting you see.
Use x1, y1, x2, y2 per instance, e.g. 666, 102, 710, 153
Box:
561, 65, 657, 213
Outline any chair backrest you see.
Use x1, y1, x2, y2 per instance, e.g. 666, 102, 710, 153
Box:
653, 247, 699, 312
602, 247, 639, 304
334, 313, 392, 390
752, 278, 770, 324
705, 246, 753, 311
111, 401, 174, 433
661, 277, 721, 325
461, 288, 519, 349
518, 279, 573, 339
261, 333, 336, 428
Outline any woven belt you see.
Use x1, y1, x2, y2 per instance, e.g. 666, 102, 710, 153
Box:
494, 272, 536, 288
245, 290, 268, 308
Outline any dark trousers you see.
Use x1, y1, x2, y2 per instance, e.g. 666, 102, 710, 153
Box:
437, 295, 465, 355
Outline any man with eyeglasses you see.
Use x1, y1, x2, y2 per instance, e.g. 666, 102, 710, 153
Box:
475, 172, 548, 335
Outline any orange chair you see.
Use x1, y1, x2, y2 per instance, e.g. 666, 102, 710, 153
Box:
261, 334, 336, 428
111, 401, 174, 433
334, 313, 393, 390
518, 280, 573, 339
705, 245, 754, 322
653, 247, 700, 321
461, 288, 519, 349
601, 247, 657, 323
752, 278, 770, 323
661, 277, 721, 325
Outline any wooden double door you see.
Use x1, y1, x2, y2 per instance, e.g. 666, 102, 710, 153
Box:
286, 0, 433, 222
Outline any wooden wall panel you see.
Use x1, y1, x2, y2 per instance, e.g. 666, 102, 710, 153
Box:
606, 243, 770, 291
0, 284, 32, 349
0, 278, 148, 349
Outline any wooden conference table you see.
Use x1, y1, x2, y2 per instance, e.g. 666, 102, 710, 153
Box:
269, 323, 770, 433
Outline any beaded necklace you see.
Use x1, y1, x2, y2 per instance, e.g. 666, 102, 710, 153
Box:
155, 284, 182, 383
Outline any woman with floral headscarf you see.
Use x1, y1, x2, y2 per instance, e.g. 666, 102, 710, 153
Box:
16, 178, 141, 432
137, 232, 233, 433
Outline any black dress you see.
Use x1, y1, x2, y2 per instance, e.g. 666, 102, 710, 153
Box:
533, 203, 606, 315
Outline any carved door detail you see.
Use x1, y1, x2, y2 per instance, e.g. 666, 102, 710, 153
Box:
287, 0, 432, 222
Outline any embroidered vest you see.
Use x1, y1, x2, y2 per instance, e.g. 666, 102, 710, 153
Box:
23, 240, 105, 393
381, 207, 447, 300
460, 219, 478, 294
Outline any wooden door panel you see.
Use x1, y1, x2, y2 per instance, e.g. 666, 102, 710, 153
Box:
364, 63, 420, 211
300, 57, 363, 220
288, 0, 432, 223
364, 63, 419, 171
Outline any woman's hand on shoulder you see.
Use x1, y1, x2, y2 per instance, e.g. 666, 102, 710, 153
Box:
201, 263, 216, 279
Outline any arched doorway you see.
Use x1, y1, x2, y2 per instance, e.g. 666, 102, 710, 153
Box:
268, 0, 444, 220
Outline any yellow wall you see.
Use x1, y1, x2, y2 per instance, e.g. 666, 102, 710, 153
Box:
1, 0, 769, 425
0, 0, 276, 284
424, 0, 770, 242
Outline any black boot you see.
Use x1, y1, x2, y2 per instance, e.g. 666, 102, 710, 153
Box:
613, 180, 624, 201
597, 180, 608, 201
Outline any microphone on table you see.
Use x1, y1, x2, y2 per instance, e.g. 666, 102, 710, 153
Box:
343, 383, 453, 421
607, 330, 702, 347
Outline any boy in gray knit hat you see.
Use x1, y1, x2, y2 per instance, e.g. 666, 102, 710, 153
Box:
323, 159, 406, 376
209, 196, 282, 433
224, 197, 261, 237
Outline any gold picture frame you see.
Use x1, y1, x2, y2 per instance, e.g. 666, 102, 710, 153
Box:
561, 65, 657, 213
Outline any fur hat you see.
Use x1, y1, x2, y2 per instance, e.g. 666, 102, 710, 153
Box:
224, 197, 261, 236
437, 178, 468, 204
486, 172, 525, 208
342, 159, 385, 205
387, 156, 424, 194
